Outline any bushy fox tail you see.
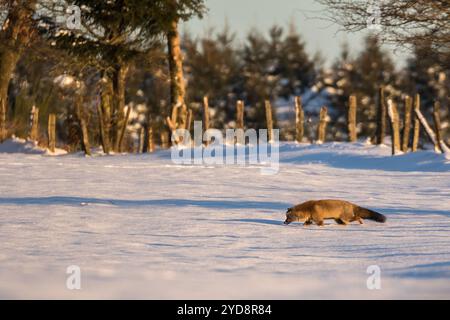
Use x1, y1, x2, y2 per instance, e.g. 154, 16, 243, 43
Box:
354, 206, 386, 223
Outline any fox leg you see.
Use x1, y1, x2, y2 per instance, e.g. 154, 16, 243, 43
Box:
315, 219, 324, 227
350, 216, 363, 224
303, 219, 313, 226
335, 218, 347, 225
311, 210, 324, 226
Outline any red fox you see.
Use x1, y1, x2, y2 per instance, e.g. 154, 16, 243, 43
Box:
284, 199, 386, 226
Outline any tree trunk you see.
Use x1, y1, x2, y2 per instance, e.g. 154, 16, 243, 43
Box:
0, 2, 36, 142
112, 64, 129, 152
76, 98, 91, 156
295, 96, 304, 143
116, 105, 131, 153
0, 50, 20, 142
99, 75, 113, 154
265, 100, 274, 142
167, 15, 187, 141
317, 106, 328, 143
97, 96, 107, 154
402, 95, 413, 152
47, 113, 56, 153
348, 95, 357, 142
376, 86, 387, 144
387, 99, 400, 155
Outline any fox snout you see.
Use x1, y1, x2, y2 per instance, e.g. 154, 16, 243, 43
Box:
284, 208, 294, 225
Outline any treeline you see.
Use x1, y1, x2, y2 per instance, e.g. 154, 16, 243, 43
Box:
1, 1, 449, 153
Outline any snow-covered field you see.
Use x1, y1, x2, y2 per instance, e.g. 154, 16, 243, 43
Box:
0, 140, 449, 299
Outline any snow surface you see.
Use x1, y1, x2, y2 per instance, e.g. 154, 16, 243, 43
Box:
0, 141, 449, 299
0, 137, 67, 156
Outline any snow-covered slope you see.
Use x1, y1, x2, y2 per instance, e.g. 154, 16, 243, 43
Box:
0, 142, 449, 299
0, 137, 67, 156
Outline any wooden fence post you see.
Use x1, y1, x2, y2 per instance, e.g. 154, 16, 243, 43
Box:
265, 100, 274, 142
161, 130, 169, 149
348, 95, 357, 142
295, 96, 304, 143
186, 108, 193, 132
376, 87, 387, 144
203, 96, 210, 146
30, 105, 39, 141
236, 100, 244, 130
402, 95, 412, 152
138, 127, 145, 153
414, 103, 449, 153
317, 106, 328, 143
412, 94, 421, 152
147, 127, 155, 152
433, 101, 444, 153
387, 99, 400, 155
47, 113, 56, 153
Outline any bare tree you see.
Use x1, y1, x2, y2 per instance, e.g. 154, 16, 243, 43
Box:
317, 0, 450, 64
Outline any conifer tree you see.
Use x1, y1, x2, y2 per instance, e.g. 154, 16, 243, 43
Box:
241, 28, 281, 129
278, 23, 315, 99
183, 26, 240, 127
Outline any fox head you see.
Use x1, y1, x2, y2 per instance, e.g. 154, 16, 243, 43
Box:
284, 207, 307, 225
284, 208, 295, 224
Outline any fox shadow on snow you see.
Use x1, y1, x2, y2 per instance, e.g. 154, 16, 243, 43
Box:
0, 196, 288, 211
0, 196, 448, 220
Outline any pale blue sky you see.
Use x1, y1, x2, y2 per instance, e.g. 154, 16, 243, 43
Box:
183, 0, 408, 67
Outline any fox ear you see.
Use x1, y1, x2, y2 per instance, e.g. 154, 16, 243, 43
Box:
287, 207, 292, 213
